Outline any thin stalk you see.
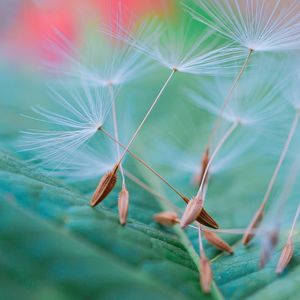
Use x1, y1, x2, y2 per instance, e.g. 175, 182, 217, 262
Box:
196, 121, 239, 200
262, 110, 300, 210
108, 84, 125, 184
288, 204, 300, 241
191, 225, 268, 236
198, 224, 205, 257
116, 69, 176, 166
124, 169, 179, 211
100, 127, 187, 202
243, 110, 300, 244
275, 152, 300, 223
207, 49, 253, 148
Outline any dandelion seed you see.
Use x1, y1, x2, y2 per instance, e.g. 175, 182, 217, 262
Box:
101, 127, 219, 228
195, 121, 239, 206
200, 256, 213, 293
258, 148, 300, 266
180, 195, 203, 228
102, 14, 243, 196
193, 147, 210, 186
243, 207, 264, 245
196, 207, 219, 229
90, 163, 118, 207
185, 0, 300, 186
204, 230, 233, 254
243, 110, 300, 245
276, 241, 294, 275
107, 83, 127, 197
118, 184, 129, 225
153, 211, 179, 226
198, 224, 212, 293
276, 204, 299, 274
187, 0, 300, 52
188, 67, 287, 214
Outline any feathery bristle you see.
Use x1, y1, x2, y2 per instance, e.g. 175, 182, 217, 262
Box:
107, 14, 244, 75
199, 256, 212, 293
90, 164, 119, 207
187, 0, 300, 52
118, 184, 129, 225
204, 230, 233, 254
153, 211, 179, 226
276, 241, 294, 274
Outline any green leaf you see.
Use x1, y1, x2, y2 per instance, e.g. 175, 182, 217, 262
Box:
0, 151, 222, 300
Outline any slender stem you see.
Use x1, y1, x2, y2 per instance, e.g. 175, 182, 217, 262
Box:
288, 204, 300, 241
207, 49, 253, 148
196, 121, 239, 199
275, 151, 300, 222
108, 84, 125, 184
198, 224, 205, 257
124, 169, 180, 212
100, 127, 187, 201
116, 69, 176, 166
261, 110, 300, 209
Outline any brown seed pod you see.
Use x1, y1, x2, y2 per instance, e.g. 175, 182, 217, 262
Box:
204, 230, 233, 254
118, 185, 129, 225
194, 148, 210, 186
153, 211, 179, 226
197, 208, 219, 229
90, 164, 118, 207
276, 241, 294, 274
259, 229, 279, 268
200, 256, 212, 293
243, 207, 264, 245
181, 195, 219, 229
180, 195, 203, 228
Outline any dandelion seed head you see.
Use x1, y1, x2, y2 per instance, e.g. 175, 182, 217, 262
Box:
106, 14, 246, 75
187, 0, 300, 52
44, 27, 153, 88
20, 83, 112, 171
187, 63, 287, 134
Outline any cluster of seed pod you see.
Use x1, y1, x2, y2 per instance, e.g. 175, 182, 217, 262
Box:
21, 0, 300, 294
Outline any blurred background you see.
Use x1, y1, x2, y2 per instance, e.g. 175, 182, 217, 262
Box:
0, 0, 176, 152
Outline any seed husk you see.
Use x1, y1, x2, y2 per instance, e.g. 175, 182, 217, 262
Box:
181, 195, 219, 229
243, 207, 264, 245
90, 164, 118, 207
118, 184, 129, 225
194, 148, 210, 186
153, 211, 179, 226
200, 256, 212, 293
204, 230, 233, 254
276, 241, 293, 274
180, 195, 203, 228
197, 208, 219, 229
